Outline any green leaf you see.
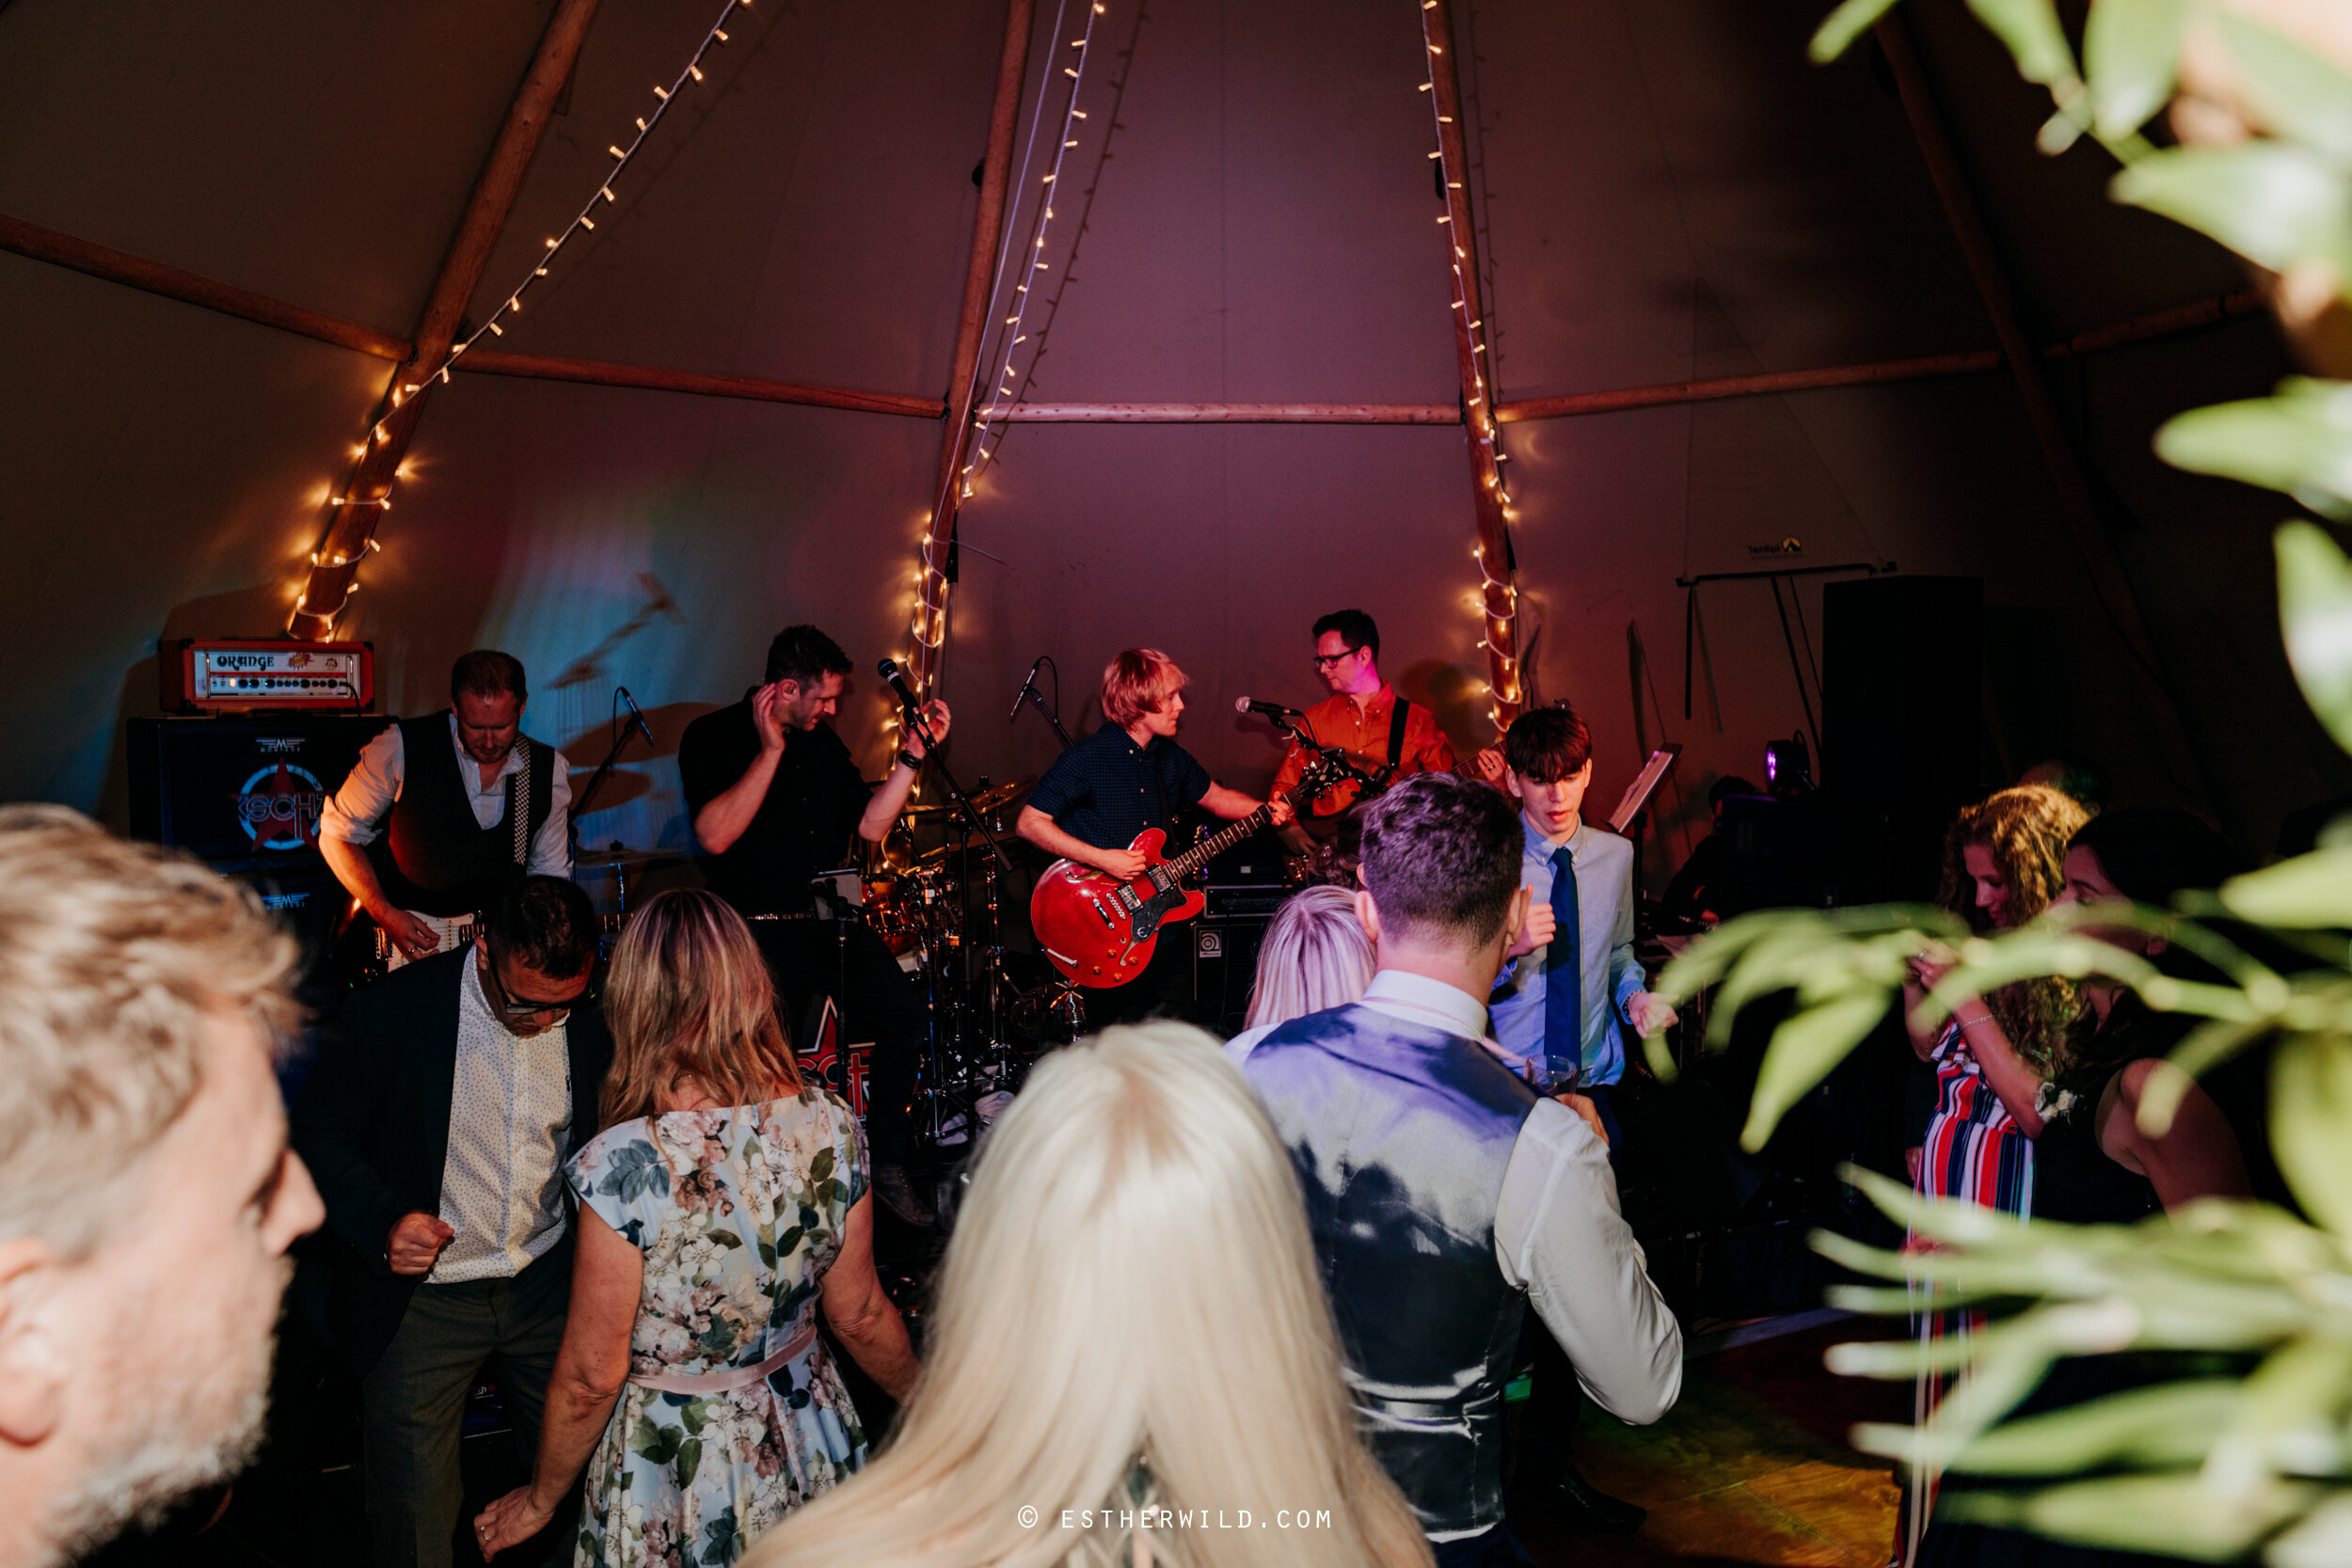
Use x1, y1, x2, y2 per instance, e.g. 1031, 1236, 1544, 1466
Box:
1810, 0, 1904, 64
1740, 991, 1891, 1148
1947, 1473, 2319, 1560
2220, 847, 2352, 928
2271, 1033, 2352, 1235
2279, 520, 2352, 749
1944, 1379, 2237, 1475
675, 1434, 702, 1488
2155, 384, 2352, 519
2207, 1334, 2352, 1492
2115, 147, 2352, 282
2212, 14, 2352, 165
1966, 0, 2078, 87
2084, 0, 2185, 141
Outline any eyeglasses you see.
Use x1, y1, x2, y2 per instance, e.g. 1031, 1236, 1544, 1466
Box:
1311, 646, 1364, 670
478, 950, 596, 1024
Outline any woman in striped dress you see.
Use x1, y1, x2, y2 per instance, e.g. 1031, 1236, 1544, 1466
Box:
1898, 784, 2090, 1560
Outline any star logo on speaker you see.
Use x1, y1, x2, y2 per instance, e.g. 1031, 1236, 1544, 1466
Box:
235, 762, 327, 852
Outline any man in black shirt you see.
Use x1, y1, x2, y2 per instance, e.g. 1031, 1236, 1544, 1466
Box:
1017, 646, 1287, 1026
677, 625, 949, 1224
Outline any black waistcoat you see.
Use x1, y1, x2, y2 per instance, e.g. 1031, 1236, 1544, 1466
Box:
370, 712, 553, 916
1243, 1002, 1538, 1537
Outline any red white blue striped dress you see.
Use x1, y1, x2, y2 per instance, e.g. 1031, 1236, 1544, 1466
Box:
1903, 1022, 2035, 1564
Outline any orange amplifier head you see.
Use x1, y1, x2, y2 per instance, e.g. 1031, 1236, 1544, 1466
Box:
161, 640, 374, 713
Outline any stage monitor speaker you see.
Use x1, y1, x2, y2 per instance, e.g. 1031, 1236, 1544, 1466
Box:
1823, 577, 1982, 899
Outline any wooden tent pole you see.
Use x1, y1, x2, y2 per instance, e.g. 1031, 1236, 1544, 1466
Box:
289, 0, 604, 639
1425, 0, 1522, 728
1874, 12, 2208, 793
908, 0, 1036, 702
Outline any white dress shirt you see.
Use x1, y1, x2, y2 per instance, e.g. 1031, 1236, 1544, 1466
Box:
429, 957, 575, 1283
1232, 970, 1683, 1436
320, 712, 573, 879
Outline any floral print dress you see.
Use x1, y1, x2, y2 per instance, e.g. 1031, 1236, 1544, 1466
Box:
566, 1090, 869, 1567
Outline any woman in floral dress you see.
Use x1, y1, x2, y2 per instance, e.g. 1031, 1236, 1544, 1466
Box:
474, 890, 918, 1567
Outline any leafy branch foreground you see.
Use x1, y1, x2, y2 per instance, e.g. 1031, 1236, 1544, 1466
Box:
1643, 0, 2352, 1558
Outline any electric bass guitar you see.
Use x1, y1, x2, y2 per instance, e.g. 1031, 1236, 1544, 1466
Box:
334, 905, 626, 986
1029, 756, 1347, 989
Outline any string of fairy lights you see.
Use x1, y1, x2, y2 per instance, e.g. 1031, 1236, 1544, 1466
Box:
905, 1, 1106, 679
369, 0, 763, 446
294, 0, 770, 635
1419, 0, 1523, 725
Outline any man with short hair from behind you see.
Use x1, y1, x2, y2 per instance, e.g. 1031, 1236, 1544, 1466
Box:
0, 806, 324, 1568
1241, 773, 1680, 1565
292, 874, 612, 1568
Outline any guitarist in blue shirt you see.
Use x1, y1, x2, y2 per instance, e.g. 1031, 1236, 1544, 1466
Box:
1017, 648, 1291, 1024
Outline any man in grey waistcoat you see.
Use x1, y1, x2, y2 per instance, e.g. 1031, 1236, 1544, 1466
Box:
1241, 772, 1681, 1566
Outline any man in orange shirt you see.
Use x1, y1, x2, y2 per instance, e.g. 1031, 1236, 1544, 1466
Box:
1275, 610, 1494, 850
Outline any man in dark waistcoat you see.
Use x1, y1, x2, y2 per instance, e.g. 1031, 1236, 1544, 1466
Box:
1240, 772, 1682, 1565
677, 624, 947, 1227
320, 650, 570, 964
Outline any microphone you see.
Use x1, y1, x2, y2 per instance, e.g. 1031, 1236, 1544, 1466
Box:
617, 687, 656, 749
1009, 656, 1044, 722
1235, 696, 1307, 719
877, 657, 923, 716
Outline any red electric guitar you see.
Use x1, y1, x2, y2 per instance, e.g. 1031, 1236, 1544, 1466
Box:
1030, 756, 1348, 989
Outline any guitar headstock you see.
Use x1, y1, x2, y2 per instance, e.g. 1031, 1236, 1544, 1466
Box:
1290, 751, 1367, 806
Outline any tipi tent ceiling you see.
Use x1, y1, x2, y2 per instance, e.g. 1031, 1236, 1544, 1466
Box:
0, 0, 2333, 865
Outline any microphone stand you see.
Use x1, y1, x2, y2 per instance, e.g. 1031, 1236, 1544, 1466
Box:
898, 702, 1016, 875
1016, 680, 1073, 748
568, 700, 650, 862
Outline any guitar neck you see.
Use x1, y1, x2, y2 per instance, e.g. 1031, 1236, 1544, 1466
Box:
1157, 775, 1321, 884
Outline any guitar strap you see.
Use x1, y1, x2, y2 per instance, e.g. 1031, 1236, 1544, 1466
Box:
1386, 697, 1412, 772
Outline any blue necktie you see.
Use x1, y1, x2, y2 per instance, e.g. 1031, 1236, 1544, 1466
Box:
1545, 844, 1582, 1082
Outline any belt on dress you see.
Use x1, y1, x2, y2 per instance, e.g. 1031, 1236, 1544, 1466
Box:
626, 1315, 820, 1396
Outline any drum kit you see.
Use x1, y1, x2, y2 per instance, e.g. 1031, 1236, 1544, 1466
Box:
850, 774, 1080, 1152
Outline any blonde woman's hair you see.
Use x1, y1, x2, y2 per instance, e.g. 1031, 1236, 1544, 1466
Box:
0, 806, 299, 1259
600, 888, 802, 1127
1243, 886, 1373, 1032
753, 1022, 1432, 1568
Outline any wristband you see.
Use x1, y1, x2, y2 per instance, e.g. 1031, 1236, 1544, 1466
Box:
897, 750, 923, 771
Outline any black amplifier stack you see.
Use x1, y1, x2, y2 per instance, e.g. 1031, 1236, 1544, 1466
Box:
1190, 840, 1296, 1035
127, 715, 389, 1006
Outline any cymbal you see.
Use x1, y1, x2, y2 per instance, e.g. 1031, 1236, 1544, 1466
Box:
974, 776, 1035, 813
898, 777, 1035, 819
576, 846, 682, 869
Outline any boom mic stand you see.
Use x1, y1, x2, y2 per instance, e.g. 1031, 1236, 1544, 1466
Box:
1009, 657, 1073, 749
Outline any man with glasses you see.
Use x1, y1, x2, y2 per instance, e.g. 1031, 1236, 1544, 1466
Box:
292, 875, 612, 1568
1273, 610, 1494, 852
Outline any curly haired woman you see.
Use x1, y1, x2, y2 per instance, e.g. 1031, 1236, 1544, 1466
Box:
1898, 783, 2090, 1562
